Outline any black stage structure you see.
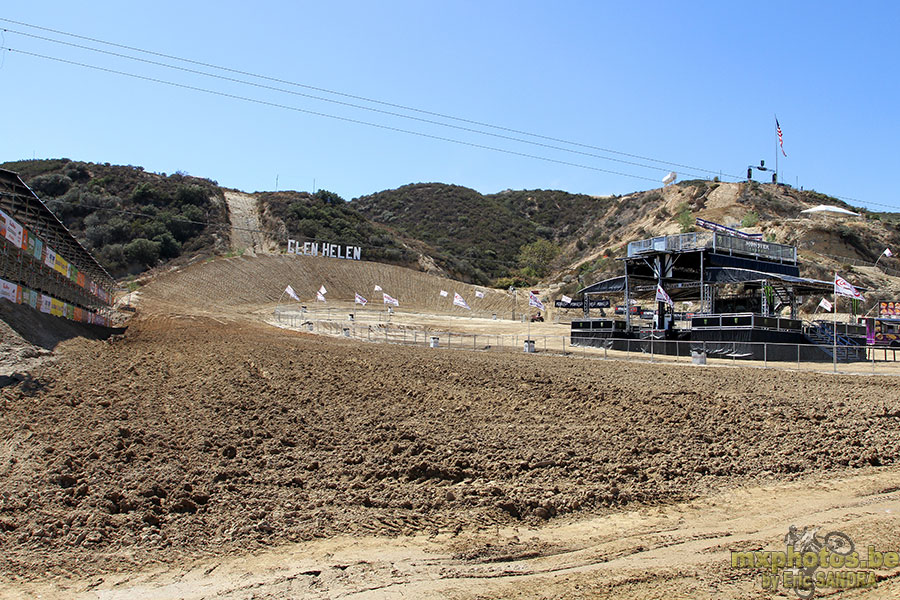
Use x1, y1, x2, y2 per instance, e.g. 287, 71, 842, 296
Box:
571, 227, 866, 362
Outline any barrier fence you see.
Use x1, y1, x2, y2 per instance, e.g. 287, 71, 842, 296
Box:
273, 310, 900, 376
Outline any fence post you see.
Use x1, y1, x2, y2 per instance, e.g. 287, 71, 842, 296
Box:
764, 343, 767, 368
872, 346, 876, 375
474, 334, 477, 350
797, 344, 800, 370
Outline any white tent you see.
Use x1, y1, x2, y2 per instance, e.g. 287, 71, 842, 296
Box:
799, 204, 860, 217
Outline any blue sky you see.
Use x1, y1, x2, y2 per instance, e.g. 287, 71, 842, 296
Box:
1, 2, 898, 210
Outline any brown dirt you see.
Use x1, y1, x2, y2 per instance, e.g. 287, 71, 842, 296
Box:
3, 255, 900, 598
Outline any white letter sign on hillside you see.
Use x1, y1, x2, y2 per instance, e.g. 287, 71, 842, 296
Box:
286, 239, 362, 260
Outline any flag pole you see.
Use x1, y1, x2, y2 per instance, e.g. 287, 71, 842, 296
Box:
775, 115, 779, 184
833, 272, 838, 373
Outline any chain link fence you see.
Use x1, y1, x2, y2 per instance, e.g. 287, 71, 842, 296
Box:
272, 308, 900, 376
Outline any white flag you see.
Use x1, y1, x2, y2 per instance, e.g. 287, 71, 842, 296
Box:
834, 274, 864, 300
316, 291, 326, 302
383, 292, 399, 306
439, 290, 448, 297
285, 285, 300, 301
818, 297, 833, 312
561, 295, 573, 304
374, 284, 383, 291
355, 293, 367, 305
319, 285, 327, 295
475, 290, 484, 298
528, 291, 544, 311
453, 292, 471, 310
884, 248, 893, 257
655, 283, 674, 307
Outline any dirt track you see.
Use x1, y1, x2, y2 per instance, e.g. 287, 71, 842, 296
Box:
3, 256, 900, 598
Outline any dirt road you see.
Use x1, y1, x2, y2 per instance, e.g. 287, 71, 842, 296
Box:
224, 190, 272, 255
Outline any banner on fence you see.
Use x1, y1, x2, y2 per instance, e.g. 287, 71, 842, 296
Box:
0, 278, 21, 304
554, 298, 610, 309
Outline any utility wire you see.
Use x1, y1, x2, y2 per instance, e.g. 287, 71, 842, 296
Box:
2, 28, 724, 180
2, 20, 895, 210
4, 46, 667, 184
0, 17, 738, 180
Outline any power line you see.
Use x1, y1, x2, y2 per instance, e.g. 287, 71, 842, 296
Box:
0, 17, 738, 181
5, 46, 668, 185
2, 27, 724, 181
2, 20, 895, 211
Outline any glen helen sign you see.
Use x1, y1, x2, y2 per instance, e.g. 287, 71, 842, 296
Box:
286, 239, 362, 261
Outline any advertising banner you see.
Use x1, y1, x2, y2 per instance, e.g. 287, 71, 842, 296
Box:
554, 298, 611, 309
3, 212, 23, 248
880, 302, 900, 317
50, 298, 65, 317
0, 278, 21, 304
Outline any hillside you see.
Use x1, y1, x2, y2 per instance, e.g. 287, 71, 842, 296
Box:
4, 159, 900, 308
351, 183, 611, 282
0, 159, 229, 278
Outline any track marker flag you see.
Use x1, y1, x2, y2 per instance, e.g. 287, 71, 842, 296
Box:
561, 294, 573, 304
439, 290, 448, 297
355, 293, 367, 305
383, 292, 399, 306
284, 285, 300, 301
884, 248, 893, 257
834, 274, 864, 300
319, 285, 327, 295
655, 283, 674, 307
818, 297, 833, 312
475, 290, 484, 298
453, 292, 471, 310
374, 284, 383, 291
316, 291, 326, 302
528, 291, 544, 311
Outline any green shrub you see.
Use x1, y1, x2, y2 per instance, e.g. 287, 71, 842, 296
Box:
741, 211, 760, 227
124, 238, 161, 267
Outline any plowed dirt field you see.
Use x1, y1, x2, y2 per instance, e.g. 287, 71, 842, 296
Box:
3, 256, 900, 599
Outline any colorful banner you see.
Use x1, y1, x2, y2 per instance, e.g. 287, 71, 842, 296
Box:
0, 210, 24, 248
50, 298, 65, 317
0, 278, 22, 304
880, 302, 900, 317
25, 288, 38, 309
44, 247, 57, 270
40, 294, 52, 314
3, 210, 110, 306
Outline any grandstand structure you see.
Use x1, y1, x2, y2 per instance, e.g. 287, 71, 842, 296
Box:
571, 223, 867, 361
0, 168, 115, 325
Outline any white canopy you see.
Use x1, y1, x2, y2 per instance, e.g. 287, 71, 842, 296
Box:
799, 204, 860, 216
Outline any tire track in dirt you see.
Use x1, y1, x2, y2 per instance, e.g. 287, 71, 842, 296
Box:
6, 468, 899, 599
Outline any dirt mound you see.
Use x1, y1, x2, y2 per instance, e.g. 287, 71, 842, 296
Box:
0, 302, 122, 380
141, 254, 521, 316
1, 313, 898, 580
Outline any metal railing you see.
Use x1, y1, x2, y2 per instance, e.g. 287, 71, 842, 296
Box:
271, 311, 900, 376
626, 231, 796, 264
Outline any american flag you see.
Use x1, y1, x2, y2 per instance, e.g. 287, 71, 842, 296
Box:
776, 117, 787, 157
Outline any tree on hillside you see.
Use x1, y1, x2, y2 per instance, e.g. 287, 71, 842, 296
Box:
518, 239, 561, 279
